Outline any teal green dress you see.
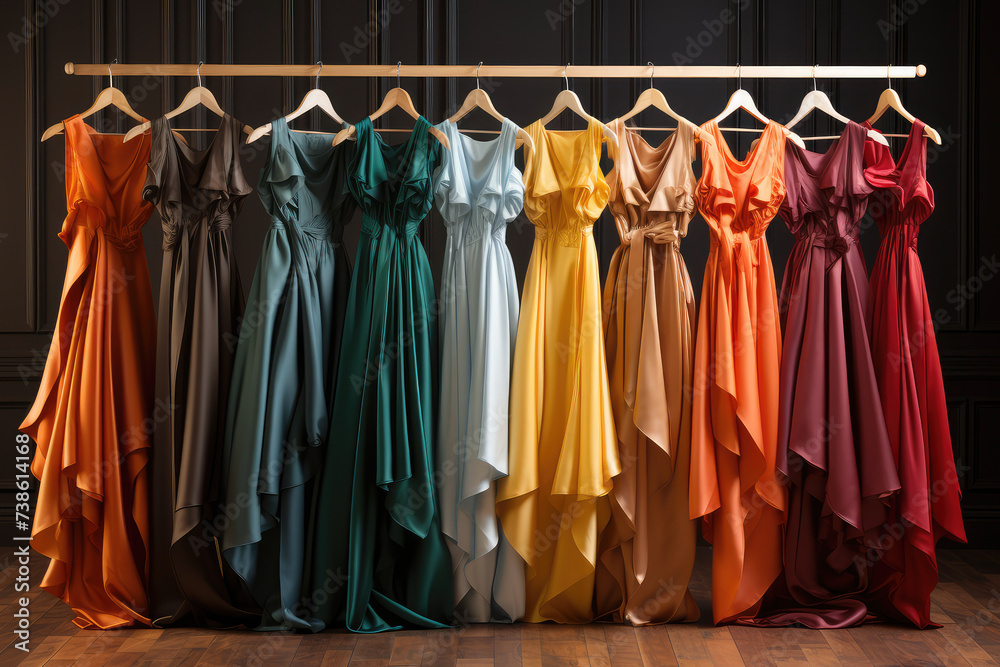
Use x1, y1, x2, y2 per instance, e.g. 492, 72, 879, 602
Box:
312, 116, 454, 633
219, 118, 355, 631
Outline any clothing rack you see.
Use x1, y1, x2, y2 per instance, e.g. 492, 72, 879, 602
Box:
63, 63, 927, 79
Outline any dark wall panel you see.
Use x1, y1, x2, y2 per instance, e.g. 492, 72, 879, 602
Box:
2, 0, 997, 544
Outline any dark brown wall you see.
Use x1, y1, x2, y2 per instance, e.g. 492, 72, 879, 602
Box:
1, 0, 997, 545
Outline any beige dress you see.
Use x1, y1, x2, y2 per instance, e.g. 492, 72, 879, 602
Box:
594, 119, 700, 624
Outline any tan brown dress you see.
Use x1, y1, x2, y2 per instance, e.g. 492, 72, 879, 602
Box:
594, 118, 700, 625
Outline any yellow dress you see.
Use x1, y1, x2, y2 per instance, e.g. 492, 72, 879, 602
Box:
497, 118, 620, 623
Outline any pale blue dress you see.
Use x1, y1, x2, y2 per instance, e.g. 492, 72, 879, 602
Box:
434, 118, 525, 623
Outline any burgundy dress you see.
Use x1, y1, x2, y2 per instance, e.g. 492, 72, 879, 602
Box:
749, 121, 900, 628
863, 120, 966, 629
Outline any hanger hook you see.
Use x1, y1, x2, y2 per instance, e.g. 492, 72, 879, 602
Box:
813, 63, 818, 92
197, 60, 203, 87
887, 63, 892, 90
108, 58, 117, 89
476, 61, 482, 90
736, 63, 741, 90
563, 63, 570, 91
648, 61, 654, 90
315, 60, 323, 88
396, 61, 401, 88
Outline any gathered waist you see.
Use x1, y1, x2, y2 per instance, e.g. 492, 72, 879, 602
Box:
619, 221, 679, 249
271, 221, 342, 245
534, 224, 593, 248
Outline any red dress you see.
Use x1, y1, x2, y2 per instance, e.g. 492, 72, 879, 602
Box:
863, 120, 966, 628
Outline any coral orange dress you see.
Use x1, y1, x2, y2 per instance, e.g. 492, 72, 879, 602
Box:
690, 120, 787, 624
21, 115, 155, 629
497, 118, 619, 624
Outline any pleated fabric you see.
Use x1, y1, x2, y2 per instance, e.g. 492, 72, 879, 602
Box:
21, 115, 155, 629
748, 121, 901, 628
219, 119, 356, 631
312, 116, 455, 633
862, 120, 966, 628
143, 114, 259, 628
690, 120, 787, 625
434, 118, 525, 623
497, 118, 620, 624
594, 118, 700, 625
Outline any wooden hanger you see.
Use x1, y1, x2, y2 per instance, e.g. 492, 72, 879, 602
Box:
41, 60, 146, 141
712, 64, 804, 148
866, 65, 942, 144
446, 62, 534, 156
123, 61, 253, 143
787, 66, 888, 146
614, 62, 710, 143
537, 64, 618, 147
332, 62, 450, 150
247, 61, 346, 144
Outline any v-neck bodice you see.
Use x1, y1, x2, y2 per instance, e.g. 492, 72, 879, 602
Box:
780, 120, 874, 246
521, 117, 610, 247
862, 119, 934, 227
258, 117, 356, 243
696, 119, 787, 240
433, 118, 524, 242
62, 115, 154, 250
143, 113, 252, 249
347, 115, 441, 241
606, 118, 697, 245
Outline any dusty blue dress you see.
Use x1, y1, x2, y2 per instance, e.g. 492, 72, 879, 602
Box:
433, 118, 525, 622
219, 118, 355, 631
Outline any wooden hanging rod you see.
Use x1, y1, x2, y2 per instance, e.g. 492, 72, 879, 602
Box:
63, 63, 927, 79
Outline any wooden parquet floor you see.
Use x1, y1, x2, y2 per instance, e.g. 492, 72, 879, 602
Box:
0, 546, 997, 666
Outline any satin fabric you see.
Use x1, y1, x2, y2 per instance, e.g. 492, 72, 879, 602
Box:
312, 116, 454, 633
594, 119, 700, 625
690, 120, 787, 625
21, 115, 154, 629
862, 120, 966, 628
497, 118, 620, 624
219, 119, 356, 631
143, 114, 258, 628
434, 119, 525, 623
749, 121, 901, 628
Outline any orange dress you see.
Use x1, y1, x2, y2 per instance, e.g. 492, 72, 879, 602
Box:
21, 116, 155, 629
690, 121, 787, 624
